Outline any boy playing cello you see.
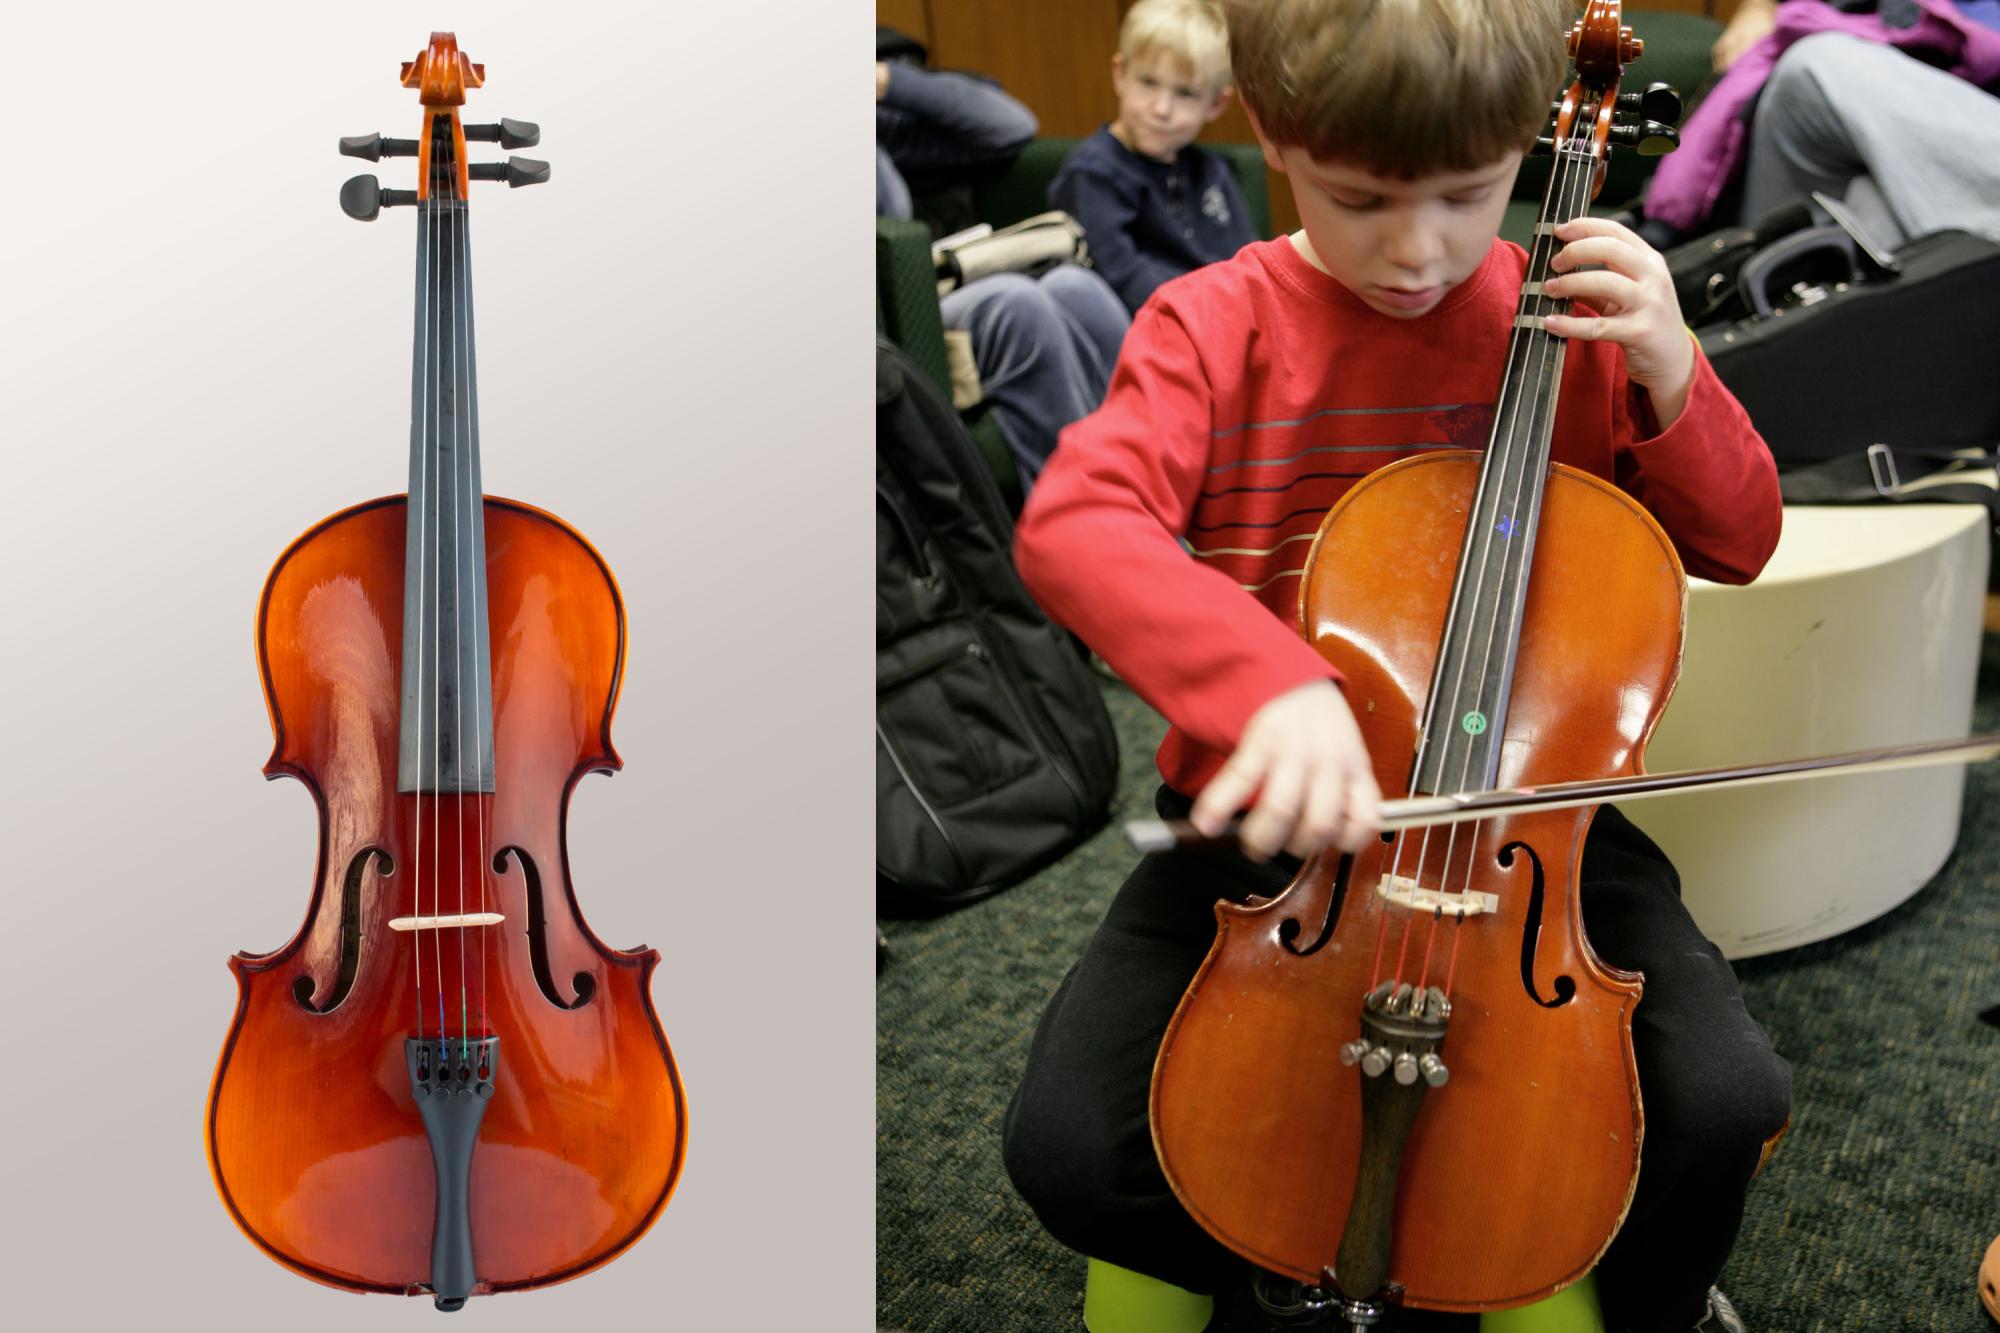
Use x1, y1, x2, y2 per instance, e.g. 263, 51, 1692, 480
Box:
1002, 2, 1789, 1330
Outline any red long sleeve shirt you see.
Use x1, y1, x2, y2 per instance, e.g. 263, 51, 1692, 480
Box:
1014, 235, 1781, 797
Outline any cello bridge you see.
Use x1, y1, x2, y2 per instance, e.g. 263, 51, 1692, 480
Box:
1375, 874, 1497, 918
388, 912, 507, 932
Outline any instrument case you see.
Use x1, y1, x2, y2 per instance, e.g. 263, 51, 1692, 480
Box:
1697, 226, 2000, 465
876, 337, 1118, 912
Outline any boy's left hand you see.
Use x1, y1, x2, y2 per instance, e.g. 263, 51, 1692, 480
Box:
1543, 216, 1694, 429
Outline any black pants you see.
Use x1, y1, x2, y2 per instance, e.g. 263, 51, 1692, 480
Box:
1001, 788, 1792, 1333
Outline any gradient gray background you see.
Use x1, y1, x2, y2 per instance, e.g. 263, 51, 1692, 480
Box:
2, 2, 872, 1326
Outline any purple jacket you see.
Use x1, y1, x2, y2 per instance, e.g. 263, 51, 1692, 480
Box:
1645, 0, 2000, 233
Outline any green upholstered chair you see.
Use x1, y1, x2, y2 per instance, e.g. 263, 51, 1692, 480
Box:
875, 214, 1026, 510
876, 216, 950, 394
974, 136, 1274, 240
1501, 7, 1723, 246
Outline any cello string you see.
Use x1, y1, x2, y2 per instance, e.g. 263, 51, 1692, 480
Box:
1412, 103, 1596, 997
411, 124, 432, 1050
1379, 115, 1587, 986
410, 114, 438, 1048
1424, 101, 1602, 996
449, 124, 470, 1061
431, 120, 449, 1060
1431, 111, 1595, 925
457, 166, 492, 1047
1374, 257, 1539, 987
1414, 123, 1586, 970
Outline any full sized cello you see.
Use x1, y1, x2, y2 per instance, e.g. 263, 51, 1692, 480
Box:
1152, 3, 1691, 1323
206, 35, 686, 1309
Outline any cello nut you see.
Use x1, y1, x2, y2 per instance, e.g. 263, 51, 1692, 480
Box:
1361, 1046, 1392, 1078
1420, 1053, 1450, 1087
1338, 1039, 1370, 1067
1393, 1052, 1420, 1086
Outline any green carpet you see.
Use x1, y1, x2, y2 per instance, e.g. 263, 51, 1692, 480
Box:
878, 635, 2000, 1332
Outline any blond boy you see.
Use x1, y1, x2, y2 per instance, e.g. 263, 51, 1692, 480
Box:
1049, 0, 1257, 312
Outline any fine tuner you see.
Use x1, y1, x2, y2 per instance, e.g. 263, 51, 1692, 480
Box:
339, 117, 548, 221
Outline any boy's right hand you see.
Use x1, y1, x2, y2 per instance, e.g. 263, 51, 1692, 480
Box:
1189, 680, 1382, 861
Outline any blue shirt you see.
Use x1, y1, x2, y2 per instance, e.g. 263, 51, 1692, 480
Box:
1048, 126, 1256, 312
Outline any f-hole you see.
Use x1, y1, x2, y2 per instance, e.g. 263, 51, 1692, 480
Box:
1279, 853, 1354, 957
1500, 840, 1574, 1009
495, 845, 596, 1010
294, 846, 392, 1013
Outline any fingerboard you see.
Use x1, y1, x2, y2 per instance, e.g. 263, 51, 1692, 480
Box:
1409, 136, 1599, 798
398, 119, 495, 795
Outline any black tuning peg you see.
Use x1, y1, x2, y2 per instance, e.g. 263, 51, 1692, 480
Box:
1616, 82, 1682, 127
339, 133, 420, 161
1530, 135, 1556, 158
340, 174, 419, 221
463, 118, 540, 149
1608, 119, 1680, 156
468, 156, 551, 188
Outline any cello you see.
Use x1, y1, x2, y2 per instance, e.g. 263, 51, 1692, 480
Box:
1147, 2, 1722, 1324
205, 34, 686, 1309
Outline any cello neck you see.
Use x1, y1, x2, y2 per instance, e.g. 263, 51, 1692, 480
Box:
1406, 116, 1615, 800
397, 106, 496, 795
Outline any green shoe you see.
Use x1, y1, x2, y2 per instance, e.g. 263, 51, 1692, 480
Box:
1479, 1274, 1605, 1333
1082, 1258, 1214, 1333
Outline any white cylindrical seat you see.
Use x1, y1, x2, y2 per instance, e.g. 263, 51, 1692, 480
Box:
1623, 504, 1990, 959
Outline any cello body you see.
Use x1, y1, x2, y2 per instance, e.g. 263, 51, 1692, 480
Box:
206, 38, 686, 1300
1152, 457, 1681, 1310
208, 496, 686, 1294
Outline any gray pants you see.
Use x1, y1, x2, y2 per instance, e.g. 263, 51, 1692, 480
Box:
1742, 32, 2000, 248
940, 264, 1128, 488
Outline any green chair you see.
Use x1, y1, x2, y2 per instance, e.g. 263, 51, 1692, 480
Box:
974, 137, 1274, 241
875, 214, 1025, 510
875, 215, 951, 395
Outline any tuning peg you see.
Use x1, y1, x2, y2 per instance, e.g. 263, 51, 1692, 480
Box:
463, 118, 540, 149
1531, 135, 1556, 158
340, 133, 420, 161
340, 174, 418, 221
1616, 81, 1682, 127
468, 156, 551, 188
1608, 119, 1680, 156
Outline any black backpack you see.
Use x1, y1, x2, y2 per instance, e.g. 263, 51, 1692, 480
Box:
876, 337, 1118, 912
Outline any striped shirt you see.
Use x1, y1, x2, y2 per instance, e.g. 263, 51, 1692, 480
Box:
1015, 236, 1780, 796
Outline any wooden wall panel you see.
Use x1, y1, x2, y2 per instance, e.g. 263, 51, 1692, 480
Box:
884, 2, 1746, 241
875, 0, 931, 51
924, 0, 1125, 141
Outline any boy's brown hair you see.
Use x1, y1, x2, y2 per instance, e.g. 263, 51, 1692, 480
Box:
1226, 0, 1573, 176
